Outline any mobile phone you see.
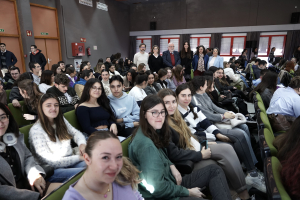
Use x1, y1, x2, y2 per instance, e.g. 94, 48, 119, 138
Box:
200, 140, 208, 149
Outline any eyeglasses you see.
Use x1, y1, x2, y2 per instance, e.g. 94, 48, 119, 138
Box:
0, 115, 9, 123
147, 111, 166, 118
91, 87, 102, 91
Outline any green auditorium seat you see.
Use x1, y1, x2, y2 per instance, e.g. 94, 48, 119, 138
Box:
63, 110, 82, 131
8, 101, 31, 127
19, 124, 34, 149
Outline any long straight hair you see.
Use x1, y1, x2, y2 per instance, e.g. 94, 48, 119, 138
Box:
250, 71, 277, 99
18, 79, 43, 111
157, 89, 197, 149
77, 78, 116, 122
37, 93, 72, 142
180, 41, 192, 59
173, 65, 184, 82
131, 95, 171, 149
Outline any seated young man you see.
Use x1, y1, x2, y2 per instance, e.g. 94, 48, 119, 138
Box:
5, 66, 20, 90
46, 74, 79, 113
108, 75, 139, 137
252, 60, 266, 80
252, 69, 269, 87
29, 62, 42, 85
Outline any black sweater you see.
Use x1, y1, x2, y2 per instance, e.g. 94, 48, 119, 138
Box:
148, 54, 163, 73
179, 51, 193, 75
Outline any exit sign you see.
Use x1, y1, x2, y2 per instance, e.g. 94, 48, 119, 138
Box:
0, 29, 4, 32
41, 32, 48, 35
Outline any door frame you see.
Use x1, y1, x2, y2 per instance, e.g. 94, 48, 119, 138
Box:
0, 0, 26, 73
30, 3, 62, 64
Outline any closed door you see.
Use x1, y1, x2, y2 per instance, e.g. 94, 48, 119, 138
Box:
35, 39, 60, 70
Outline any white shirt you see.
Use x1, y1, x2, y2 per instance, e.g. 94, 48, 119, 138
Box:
32, 73, 40, 86
133, 52, 149, 70
66, 74, 75, 84
208, 57, 216, 68
102, 80, 111, 96
128, 86, 147, 101
64, 92, 72, 103
38, 83, 51, 94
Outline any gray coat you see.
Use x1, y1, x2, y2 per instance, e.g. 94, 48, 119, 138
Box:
0, 133, 45, 200
191, 93, 227, 122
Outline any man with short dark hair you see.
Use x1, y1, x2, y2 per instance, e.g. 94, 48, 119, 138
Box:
134, 43, 149, 70
30, 45, 47, 71
46, 74, 79, 113
252, 61, 266, 80
252, 69, 269, 87
5, 66, 20, 89
58, 61, 66, 73
0, 43, 17, 70
29, 62, 41, 85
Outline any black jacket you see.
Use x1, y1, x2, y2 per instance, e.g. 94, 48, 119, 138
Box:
46, 86, 79, 113
179, 51, 193, 75
30, 49, 47, 70
9, 86, 24, 103
4, 73, 14, 90
143, 84, 160, 95
148, 54, 163, 73
0, 50, 17, 69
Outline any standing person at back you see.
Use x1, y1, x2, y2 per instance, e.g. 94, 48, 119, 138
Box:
134, 43, 149, 70
162, 42, 181, 68
180, 42, 193, 81
30, 45, 47, 71
208, 48, 223, 69
148, 45, 163, 73
0, 43, 17, 70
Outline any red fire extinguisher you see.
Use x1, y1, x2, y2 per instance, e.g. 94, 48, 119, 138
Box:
87, 47, 91, 56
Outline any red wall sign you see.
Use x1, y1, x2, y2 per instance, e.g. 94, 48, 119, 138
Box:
26, 30, 32, 36
80, 38, 86, 42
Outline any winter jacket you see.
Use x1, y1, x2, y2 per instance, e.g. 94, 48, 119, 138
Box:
30, 50, 47, 70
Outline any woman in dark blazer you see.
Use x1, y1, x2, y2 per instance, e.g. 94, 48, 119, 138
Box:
0, 103, 47, 200
179, 42, 194, 81
192, 45, 209, 76
148, 45, 163, 73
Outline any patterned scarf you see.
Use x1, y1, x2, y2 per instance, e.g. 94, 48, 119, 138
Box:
197, 54, 205, 72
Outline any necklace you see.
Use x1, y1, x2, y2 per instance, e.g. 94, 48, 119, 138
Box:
83, 176, 110, 198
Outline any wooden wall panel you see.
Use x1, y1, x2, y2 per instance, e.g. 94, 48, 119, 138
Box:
0, 0, 18, 35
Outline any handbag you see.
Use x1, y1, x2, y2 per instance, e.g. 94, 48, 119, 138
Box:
267, 114, 292, 132
214, 113, 246, 129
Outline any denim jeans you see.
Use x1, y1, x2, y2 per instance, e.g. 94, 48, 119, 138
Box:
46, 161, 86, 183
240, 75, 249, 88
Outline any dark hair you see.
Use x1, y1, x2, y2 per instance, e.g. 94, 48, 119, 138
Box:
37, 93, 72, 142
208, 66, 218, 73
250, 71, 278, 99
80, 70, 92, 79
40, 70, 54, 85
65, 64, 73, 69
0, 43, 6, 46
135, 72, 148, 85
31, 45, 37, 49
173, 65, 184, 82
187, 76, 206, 95
258, 61, 264, 66
234, 60, 241, 65
54, 74, 70, 86
157, 69, 167, 79
255, 58, 261, 63
175, 84, 198, 119
13, 72, 33, 87
289, 76, 300, 89
125, 69, 137, 86
51, 64, 60, 76
195, 45, 206, 56
98, 58, 104, 63
0, 103, 19, 137
100, 69, 109, 75
180, 41, 192, 59
271, 47, 276, 52
77, 78, 116, 122
58, 61, 64, 65
139, 43, 146, 48
137, 63, 146, 72
29, 62, 38, 71
151, 45, 160, 54
109, 75, 124, 85
66, 67, 75, 75
18, 79, 43, 111
131, 95, 170, 149
203, 71, 213, 76
212, 47, 220, 55
260, 69, 269, 77
252, 47, 258, 54
230, 64, 237, 72
10, 66, 20, 73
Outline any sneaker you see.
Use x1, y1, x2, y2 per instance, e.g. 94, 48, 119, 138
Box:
245, 173, 266, 193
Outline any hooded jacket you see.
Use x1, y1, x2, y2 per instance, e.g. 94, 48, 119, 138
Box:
30, 49, 47, 70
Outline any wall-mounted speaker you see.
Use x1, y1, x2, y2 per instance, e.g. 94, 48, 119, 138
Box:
291, 12, 300, 24
150, 22, 156, 30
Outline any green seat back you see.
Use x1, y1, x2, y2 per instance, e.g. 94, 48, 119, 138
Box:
257, 101, 266, 114
121, 136, 131, 157
6, 89, 11, 103
271, 157, 291, 200
250, 64, 256, 80
260, 112, 273, 134
8, 101, 31, 127
256, 92, 263, 104
263, 128, 277, 156
19, 124, 34, 149
191, 69, 194, 79
63, 110, 82, 131
42, 170, 85, 200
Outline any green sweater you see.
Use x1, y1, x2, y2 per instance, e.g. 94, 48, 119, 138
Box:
128, 128, 189, 200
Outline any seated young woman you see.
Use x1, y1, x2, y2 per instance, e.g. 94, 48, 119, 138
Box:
39, 70, 54, 94
76, 78, 117, 136
74, 70, 94, 98
172, 65, 186, 87
29, 93, 87, 183
155, 68, 168, 90
18, 79, 43, 121
129, 95, 232, 200
0, 103, 49, 200
128, 72, 148, 103
101, 69, 111, 96
144, 71, 160, 95
123, 69, 136, 92
94, 62, 106, 79
0, 79, 7, 105
273, 116, 300, 199
189, 77, 266, 192
109, 64, 123, 79
158, 89, 250, 199
66, 67, 78, 87
63, 131, 143, 200
250, 71, 278, 109
165, 67, 177, 92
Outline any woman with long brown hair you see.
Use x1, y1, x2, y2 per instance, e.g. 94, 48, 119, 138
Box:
192, 45, 209, 76
172, 65, 186, 87
180, 42, 193, 81
29, 93, 87, 183
148, 45, 163, 73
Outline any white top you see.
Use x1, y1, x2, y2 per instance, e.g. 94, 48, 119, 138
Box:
29, 117, 87, 168
224, 68, 240, 82
32, 73, 40, 86
208, 57, 216, 68
128, 86, 147, 101
102, 80, 111, 96
133, 52, 149, 70
38, 83, 52, 94
64, 92, 72, 103
109, 70, 123, 79
66, 74, 75, 84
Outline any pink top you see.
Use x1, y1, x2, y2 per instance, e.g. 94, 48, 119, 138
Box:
172, 76, 186, 87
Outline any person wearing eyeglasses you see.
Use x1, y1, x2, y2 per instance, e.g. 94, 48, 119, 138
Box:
76, 78, 118, 137
134, 43, 150, 70
30, 45, 46, 71
162, 42, 181, 68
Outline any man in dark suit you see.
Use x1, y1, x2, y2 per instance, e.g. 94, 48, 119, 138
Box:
162, 42, 181, 68
0, 43, 17, 69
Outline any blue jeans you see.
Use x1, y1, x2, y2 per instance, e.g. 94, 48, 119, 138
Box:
47, 161, 86, 183
240, 75, 249, 88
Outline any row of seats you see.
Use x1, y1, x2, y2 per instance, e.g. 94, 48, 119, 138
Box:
253, 92, 291, 200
